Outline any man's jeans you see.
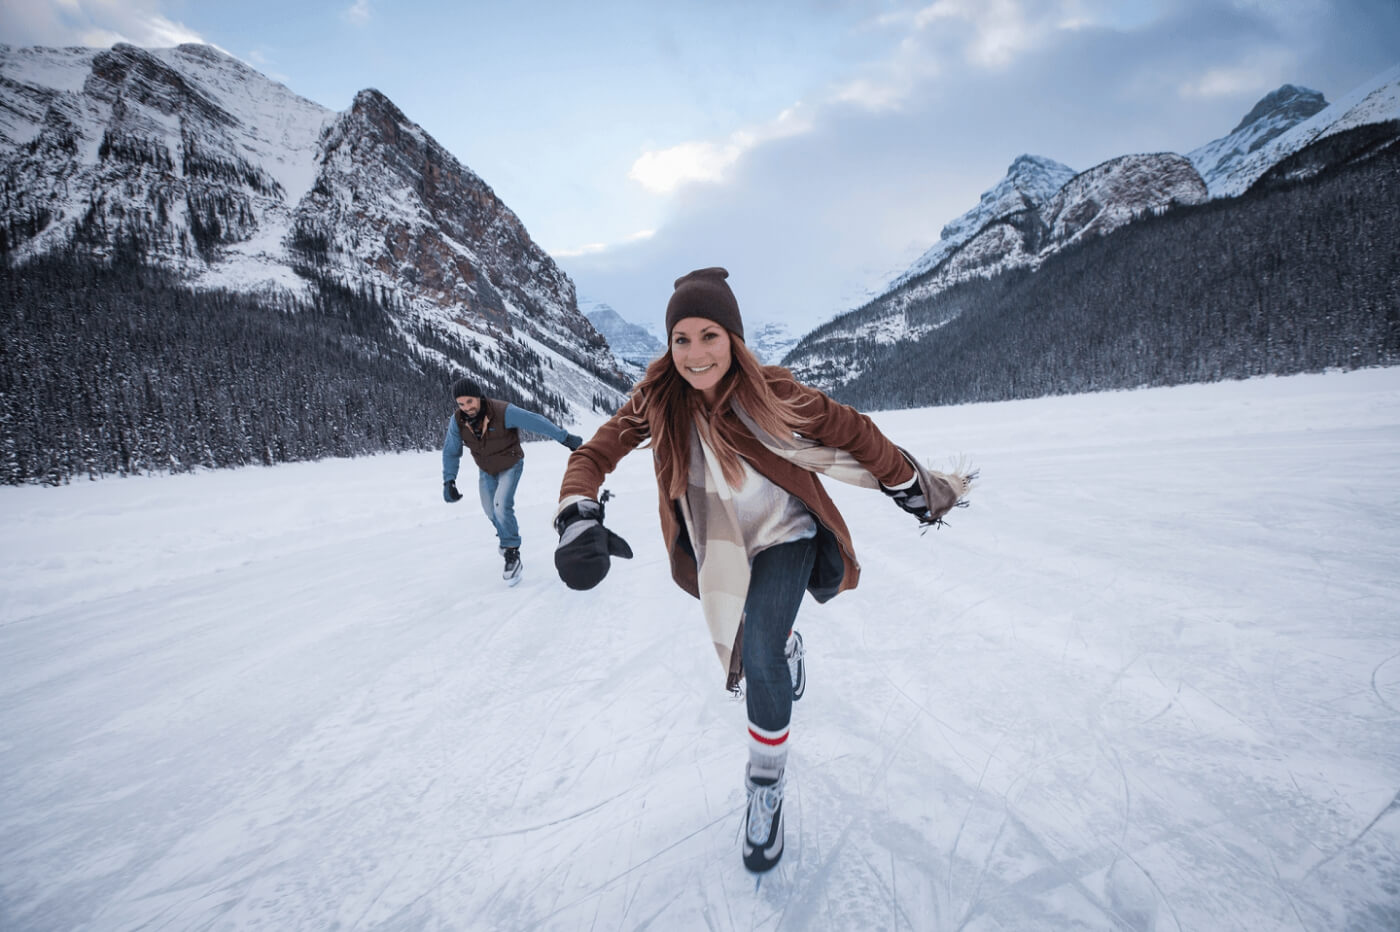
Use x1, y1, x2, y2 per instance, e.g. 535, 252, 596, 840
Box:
478, 460, 524, 549
741, 536, 816, 734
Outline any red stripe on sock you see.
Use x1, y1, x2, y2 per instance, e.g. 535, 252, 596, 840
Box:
749, 727, 789, 747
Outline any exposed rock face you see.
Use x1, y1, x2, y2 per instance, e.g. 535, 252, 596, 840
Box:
1041, 152, 1208, 247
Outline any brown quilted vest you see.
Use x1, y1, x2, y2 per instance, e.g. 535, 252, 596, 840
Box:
455, 398, 524, 475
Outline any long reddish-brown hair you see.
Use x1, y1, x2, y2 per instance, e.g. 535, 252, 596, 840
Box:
627, 333, 817, 498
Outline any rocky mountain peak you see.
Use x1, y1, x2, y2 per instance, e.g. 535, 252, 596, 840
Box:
1230, 84, 1327, 136
887, 152, 1075, 292
942, 153, 1075, 239
1189, 83, 1328, 196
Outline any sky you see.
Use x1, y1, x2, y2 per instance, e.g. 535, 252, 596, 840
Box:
3, 366, 1399, 927
2, 0, 1398, 332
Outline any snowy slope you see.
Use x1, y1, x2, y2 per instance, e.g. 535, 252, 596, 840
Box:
2, 368, 1399, 929
0, 43, 332, 280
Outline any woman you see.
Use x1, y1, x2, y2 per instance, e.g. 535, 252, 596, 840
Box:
552, 267, 973, 873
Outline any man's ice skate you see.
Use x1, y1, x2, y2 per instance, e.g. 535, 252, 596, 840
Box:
502, 546, 522, 586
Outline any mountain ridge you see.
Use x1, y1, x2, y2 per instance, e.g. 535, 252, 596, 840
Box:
783, 64, 1400, 392
0, 42, 628, 421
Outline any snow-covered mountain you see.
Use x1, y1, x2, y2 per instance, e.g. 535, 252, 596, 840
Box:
786, 64, 1400, 390
746, 320, 799, 366
786, 152, 1208, 383
580, 296, 662, 368
1187, 84, 1327, 196
0, 42, 627, 416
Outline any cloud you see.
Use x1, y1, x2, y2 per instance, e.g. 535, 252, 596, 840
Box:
131, 12, 204, 46
623, 1, 1075, 202
621, 2, 1080, 224
629, 141, 739, 194
345, 0, 371, 26
1180, 49, 1297, 98
562, 0, 1400, 334
831, 75, 914, 112
913, 0, 1046, 68
628, 105, 813, 195
0, 0, 205, 47
553, 230, 655, 259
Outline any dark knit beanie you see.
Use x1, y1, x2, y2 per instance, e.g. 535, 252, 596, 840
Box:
664, 267, 744, 340
450, 377, 482, 400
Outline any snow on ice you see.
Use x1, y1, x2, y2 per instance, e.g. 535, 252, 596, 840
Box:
2, 368, 1399, 930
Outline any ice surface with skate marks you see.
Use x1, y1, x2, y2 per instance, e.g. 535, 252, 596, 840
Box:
2, 368, 1399, 930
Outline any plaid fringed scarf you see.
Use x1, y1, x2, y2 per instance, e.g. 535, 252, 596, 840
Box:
679, 403, 972, 687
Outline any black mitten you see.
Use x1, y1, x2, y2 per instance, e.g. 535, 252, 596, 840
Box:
554, 499, 633, 590
562, 433, 584, 451
443, 480, 463, 503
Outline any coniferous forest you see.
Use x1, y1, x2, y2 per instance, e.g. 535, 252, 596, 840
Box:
827, 140, 1400, 411
0, 251, 570, 484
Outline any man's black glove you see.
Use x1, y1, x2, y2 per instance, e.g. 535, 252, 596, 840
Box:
443, 480, 463, 503
554, 498, 632, 590
562, 433, 584, 451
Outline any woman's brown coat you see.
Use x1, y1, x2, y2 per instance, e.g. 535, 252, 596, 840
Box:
559, 369, 915, 604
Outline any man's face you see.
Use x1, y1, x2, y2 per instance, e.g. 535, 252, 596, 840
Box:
456, 396, 482, 418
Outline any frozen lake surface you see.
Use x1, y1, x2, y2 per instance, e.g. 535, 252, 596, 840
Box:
3, 368, 1399, 930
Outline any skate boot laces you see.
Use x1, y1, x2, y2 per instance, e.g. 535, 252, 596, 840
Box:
745, 771, 786, 846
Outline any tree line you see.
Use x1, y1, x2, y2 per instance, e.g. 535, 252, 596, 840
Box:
0, 248, 569, 484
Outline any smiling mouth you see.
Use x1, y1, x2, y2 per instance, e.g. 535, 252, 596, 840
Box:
686, 364, 715, 374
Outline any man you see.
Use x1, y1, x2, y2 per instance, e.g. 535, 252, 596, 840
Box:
443, 377, 582, 585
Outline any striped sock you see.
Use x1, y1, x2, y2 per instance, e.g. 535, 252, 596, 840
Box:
748, 721, 789, 781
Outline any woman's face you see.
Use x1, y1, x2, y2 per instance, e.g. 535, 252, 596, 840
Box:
670, 317, 732, 404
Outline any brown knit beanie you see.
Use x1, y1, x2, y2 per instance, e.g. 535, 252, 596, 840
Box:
664, 267, 744, 340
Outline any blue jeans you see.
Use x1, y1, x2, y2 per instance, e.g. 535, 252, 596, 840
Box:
478, 460, 523, 549
741, 536, 816, 733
